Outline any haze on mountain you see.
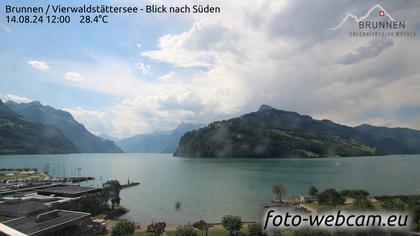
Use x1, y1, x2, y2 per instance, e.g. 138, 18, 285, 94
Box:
0, 100, 78, 154
6, 101, 123, 153
175, 105, 420, 158
117, 122, 203, 153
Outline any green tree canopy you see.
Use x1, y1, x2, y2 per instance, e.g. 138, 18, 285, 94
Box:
272, 183, 287, 201
381, 198, 405, 211
247, 222, 267, 236
308, 186, 318, 197
193, 220, 209, 236
147, 222, 166, 236
316, 188, 344, 207
175, 224, 198, 236
103, 180, 122, 209
221, 215, 243, 236
340, 189, 369, 198
352, 196, 374, 210
111, 221, 135, 236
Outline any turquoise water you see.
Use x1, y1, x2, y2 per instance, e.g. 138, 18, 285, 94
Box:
0, 154, 419, 224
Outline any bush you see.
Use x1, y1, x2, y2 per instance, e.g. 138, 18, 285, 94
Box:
247, 222, 267, 236
381, 198, 405, 211
340, 189, 369, 198
146, 222, 166, 236
308, 186, 318, 197
111, 221, 135, 236
221, 215, 243, 236
352, 196, 374, 210
316, 189, 344, 207
175, 224, 198, 236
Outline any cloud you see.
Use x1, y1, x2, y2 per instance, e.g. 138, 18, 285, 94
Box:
158, 71, 177, 83
64, 106, 109, 135
143, 19, 240, 68
64, 83, 241, 138
64, 72, 84, 82
27, 60, 50, 71
20, 0, 420, 136
41, 53, 155, 97
338, 39, 394, 65
0, 94, 32, 103
138, 0, 420, 132
135, 62, 152, 76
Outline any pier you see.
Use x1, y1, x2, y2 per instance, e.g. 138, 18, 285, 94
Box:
121, 182, 140, 189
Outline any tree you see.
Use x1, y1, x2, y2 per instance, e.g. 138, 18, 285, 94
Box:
147, 222, 166, 236
381, 198, 405, 211
316, 189, 344, 207
340, 189, 369, 198
193, 220, 210, 236
175, 224, 198, 236
352, 196, 373, 210
247, 222, 267, 236
111, 196, 122, 209
412, 206, 420, 231
272, 183, 287, 201
308, 186, 318, 197
103, 180, 122, 209
111, 221, 135, 236
221, 215, 243, 236
79, 194, 103, 214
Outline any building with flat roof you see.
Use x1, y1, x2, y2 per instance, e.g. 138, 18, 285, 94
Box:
36, 185, 101, 198
0, 209, 90, 236
0, 200, 52, 218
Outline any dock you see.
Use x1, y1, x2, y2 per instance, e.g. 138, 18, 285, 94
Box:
121, 182, 140, 189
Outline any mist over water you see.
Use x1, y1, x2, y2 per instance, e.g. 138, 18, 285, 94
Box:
0, 153, 419, 224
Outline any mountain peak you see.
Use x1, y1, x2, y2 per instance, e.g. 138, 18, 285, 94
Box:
29, 101, 42, 106
258, 104, 276, 112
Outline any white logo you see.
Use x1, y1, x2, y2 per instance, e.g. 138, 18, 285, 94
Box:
329, 4, 395, 30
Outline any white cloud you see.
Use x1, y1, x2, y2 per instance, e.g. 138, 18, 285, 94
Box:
33, 0, 420, 136
135, 62, 152, 76
64, 72, 84, 82
64, 106, 109, 135
0, 94, 32, 103
44, 53, 155, 97
158, 71, 177, 83
27, 60, 50, 71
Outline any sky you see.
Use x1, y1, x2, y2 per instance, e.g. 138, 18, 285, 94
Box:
1, 0, 420, 138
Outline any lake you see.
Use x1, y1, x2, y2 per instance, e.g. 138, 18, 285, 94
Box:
0, 153, 419, 224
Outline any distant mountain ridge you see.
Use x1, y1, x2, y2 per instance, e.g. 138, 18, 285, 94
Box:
175, 105, 420, 158
0, 100, 78, 154
117, 122, 203, 153
6, 101, 123, 153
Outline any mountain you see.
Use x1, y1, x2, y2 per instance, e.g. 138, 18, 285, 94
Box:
174, 105, 420, 158
6, 101, 123, 153
117, 122, 203, 153
99, 133, 119, 142
355, 124, 420, 154
0, 100, 78, 154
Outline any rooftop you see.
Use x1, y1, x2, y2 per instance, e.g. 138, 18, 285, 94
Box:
0, 200, 51, 218
0, 209, 90, 236
36, 185, 100, 198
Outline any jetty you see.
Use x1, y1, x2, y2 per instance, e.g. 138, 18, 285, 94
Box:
121, 182, 140, 189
